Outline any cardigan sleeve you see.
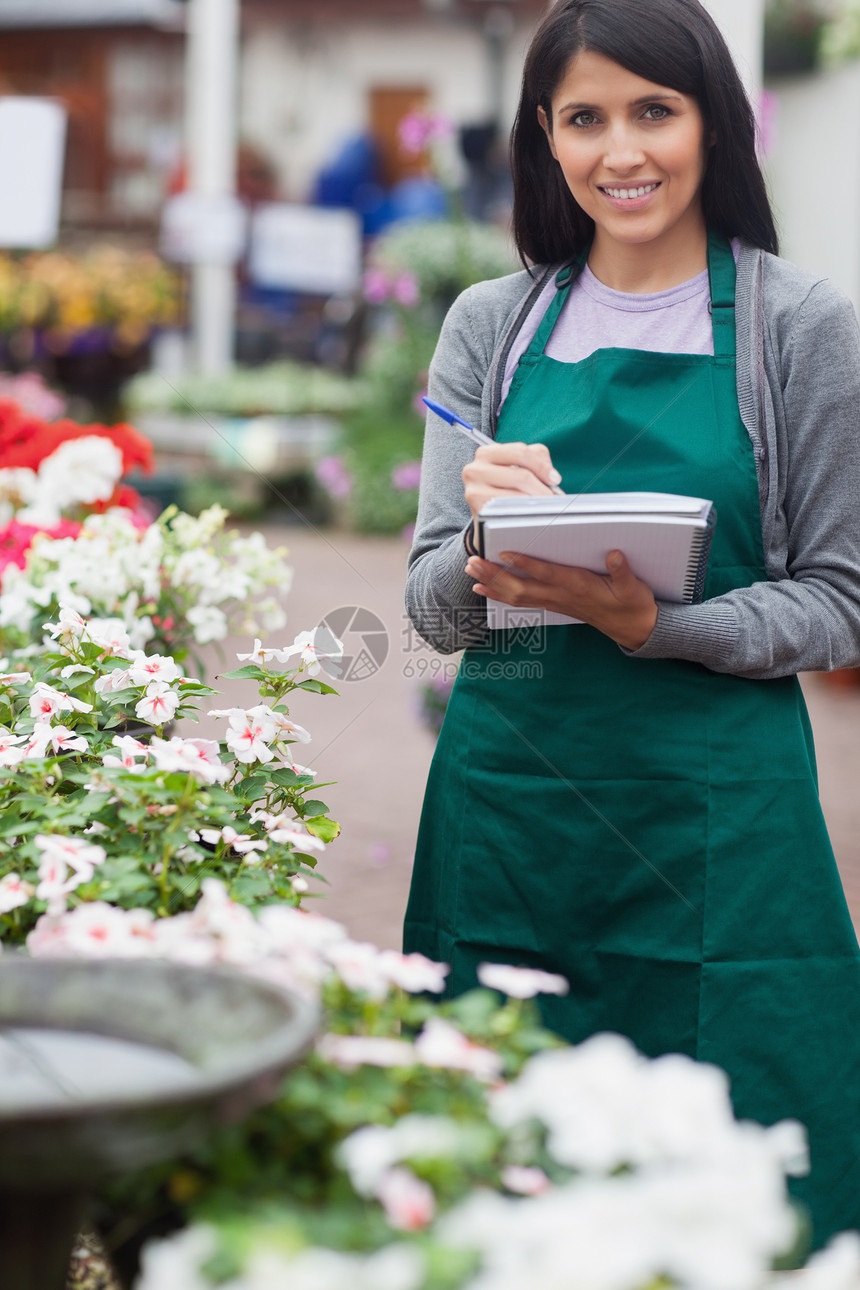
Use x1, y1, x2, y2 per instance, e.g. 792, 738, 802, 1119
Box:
629, 277, 860, 679
404, 285, 493, 655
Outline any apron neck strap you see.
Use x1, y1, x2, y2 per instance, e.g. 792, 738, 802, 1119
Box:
526, 232, 736, 363
707, 229, 737, 363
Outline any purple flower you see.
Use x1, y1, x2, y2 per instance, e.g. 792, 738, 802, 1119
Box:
392, 272, 420, 307
391, 461, 421, 492
363, 268, 390, 305
398, 111, 453, 156
315, 455, 353, 500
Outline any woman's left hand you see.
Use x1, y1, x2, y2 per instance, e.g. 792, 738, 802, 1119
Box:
465, 549, 658, 651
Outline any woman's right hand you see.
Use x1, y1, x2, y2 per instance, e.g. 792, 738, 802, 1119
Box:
462, 441, 562, 520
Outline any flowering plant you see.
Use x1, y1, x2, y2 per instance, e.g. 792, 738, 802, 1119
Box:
27, 869, 857, 1290
0, 609, 342, 939
0, 504, 292, 669
0, 246, 179, 350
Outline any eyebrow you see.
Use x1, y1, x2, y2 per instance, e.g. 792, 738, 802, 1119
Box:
557, 93, 684, 112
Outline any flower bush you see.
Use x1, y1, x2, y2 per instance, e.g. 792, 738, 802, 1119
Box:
21, 864, 856, 1290
0, 246, 180, 351
124, 360, 367, 421
0, 503, 292, 669
0, 610, 342, 937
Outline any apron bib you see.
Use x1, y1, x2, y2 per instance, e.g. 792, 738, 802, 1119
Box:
404, 234, 860, 1245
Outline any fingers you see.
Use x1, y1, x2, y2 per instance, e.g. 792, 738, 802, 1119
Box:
462, 441, 561, 517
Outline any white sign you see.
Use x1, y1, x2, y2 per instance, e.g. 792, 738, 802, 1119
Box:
160, 192, 247, 265
0, 98, 66, 248
249, 204, 362, 295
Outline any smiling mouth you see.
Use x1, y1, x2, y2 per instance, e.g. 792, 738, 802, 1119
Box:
599, 183, 661, 200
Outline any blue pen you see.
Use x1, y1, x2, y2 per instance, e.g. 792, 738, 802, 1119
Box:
423, 397, 564, 494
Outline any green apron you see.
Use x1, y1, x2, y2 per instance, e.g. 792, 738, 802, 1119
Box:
405, 233, 860, 1245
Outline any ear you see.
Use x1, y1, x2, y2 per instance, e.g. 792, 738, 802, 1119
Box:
537, 105, 559, 161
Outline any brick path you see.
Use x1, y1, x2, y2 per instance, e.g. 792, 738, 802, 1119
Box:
199, 526, 860, 948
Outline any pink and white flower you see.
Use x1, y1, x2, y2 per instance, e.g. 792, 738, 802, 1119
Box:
24, 723, 89, 757
84, 618, 132, 657
34, 834, 107, 883
280, 627, 344, 679
317, 1034, 416, 1070
327, 940, 391, 1000
477, 963, 570, 1000
414, 1017, 504, 1083
148, 736, 228, 784
43, 606, 86, 645
0, 873, 34, 913
94, 668, 133, 695
379, 949, 450, 994
501, 1165, 552, 1196
0, 671, 31, 687
210, 706, 278, 764
252, 812, 326, 853
135, 681, 180, 726
28, 682, 92, 720
102, 733, 149, 771
126, 651, 183, 687
377, 1168, 436, 1232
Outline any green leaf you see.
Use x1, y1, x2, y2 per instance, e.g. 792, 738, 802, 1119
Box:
219, 665, 267, 681
300, 799, 329, 817
304, 816, 341, 844
237, 775, 268, 800
270, 767, 300, 787
231, 872, 273, 902
296, 679, 339, 696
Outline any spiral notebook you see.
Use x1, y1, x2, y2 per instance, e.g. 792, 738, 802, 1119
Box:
477, 491, 716, 629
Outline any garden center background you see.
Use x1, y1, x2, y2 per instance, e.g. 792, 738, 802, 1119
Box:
2, 0, 860, 951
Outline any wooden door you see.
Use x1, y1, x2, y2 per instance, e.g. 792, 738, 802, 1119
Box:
368, 85, 431, 187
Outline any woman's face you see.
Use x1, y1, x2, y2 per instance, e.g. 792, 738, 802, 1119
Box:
539, 50, 710, 260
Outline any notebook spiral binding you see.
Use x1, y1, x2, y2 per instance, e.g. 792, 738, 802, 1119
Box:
682, 506, 717, 604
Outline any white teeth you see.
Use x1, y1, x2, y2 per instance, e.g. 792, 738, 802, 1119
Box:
603, 184, 657, 200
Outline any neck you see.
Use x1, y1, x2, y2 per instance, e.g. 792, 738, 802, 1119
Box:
587, 223, 709, 294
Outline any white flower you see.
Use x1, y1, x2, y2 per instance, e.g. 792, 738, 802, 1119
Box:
377, 1167, 436, 1232
256, 814, 326, 852
327, 940, 391, 999
126, 651, 183, 687
186, 604, 228, 643
380, 949, 450, 994
135, 1223, 219, 1290
198, 825, 268, 858
280, 626, 344, 678
270, 711, 311, 743
236, 638, 289, 665
0, 873, 34, 913
414, 1017, 504, 1083
339, 1116, 462, 1197
135, 681, 180, 726
102, 733, 149, 771
477, 963, 569, 1000
43, 605, 86, 645
148, 736, 228, 784
28, 682, 92, 720
36, 435, 123, 506
774, 1232, 860, 1290
59, 664, 94, 680
317, 1033, 416, 1070
0, 670, 31, 687
501, 1166, 552, 1196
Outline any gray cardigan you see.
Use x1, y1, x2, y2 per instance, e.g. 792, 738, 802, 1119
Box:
405, 241, 860, 679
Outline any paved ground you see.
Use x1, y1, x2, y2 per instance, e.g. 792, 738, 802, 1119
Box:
197, 526, 860, 949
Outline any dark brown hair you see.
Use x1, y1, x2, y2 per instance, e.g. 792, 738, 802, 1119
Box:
511, 0, 778, 266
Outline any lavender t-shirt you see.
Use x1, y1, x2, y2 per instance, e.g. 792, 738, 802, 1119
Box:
500, 240, 741, 410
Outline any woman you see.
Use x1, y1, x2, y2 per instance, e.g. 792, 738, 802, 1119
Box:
403, 0, 860, 1247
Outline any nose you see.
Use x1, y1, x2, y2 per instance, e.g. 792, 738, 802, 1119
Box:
602, 121, 646, 174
